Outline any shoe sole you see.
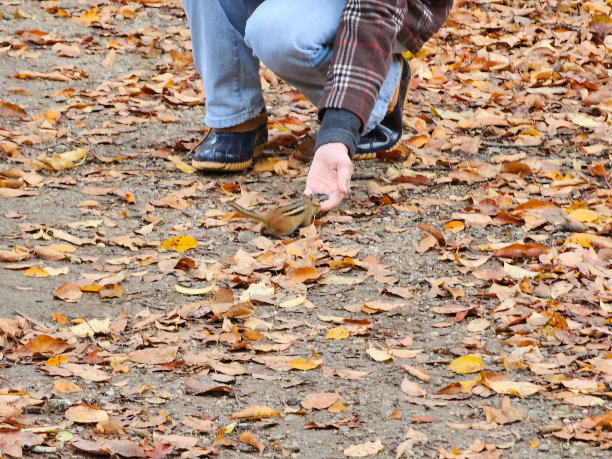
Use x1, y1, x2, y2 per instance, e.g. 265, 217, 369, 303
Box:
191, 144, 265, 172
294, 136, 402, 163
353, 135, 403, 161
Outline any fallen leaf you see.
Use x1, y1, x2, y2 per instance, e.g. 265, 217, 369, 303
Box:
55, 281, 83, 303
301, 392, 339, 410
400, 377, 427, 397
65, 404, 108, 423
344, 438, 384, 457
367, 345, 394, 362
54, 379, 83, 393
326, 327, 350, 339
486, 380, 541, 398
238, 431, 265, 455
128, 346, 178, 365
229, 405, 281, 420
449, 355, 485, 374
289, 358, 321, 371
160, 235, 197, 252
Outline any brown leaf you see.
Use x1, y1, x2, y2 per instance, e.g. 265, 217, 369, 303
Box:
183, 378, 236, 397
400, 377, 427, 397
104, 439, 144, 457
65, 404, 108, 423
579, 411, 612, 429
152, 434, 198, 450
411, 415, 435, 423
34, 245, 65, 261
301, 392, 339, 410
402, 365, 430, 383
344, 438, 384, 457
0, 250, 28, 262
128, 346, 178, 365
70, 439, 110, 456
55, 281, 83, 303
418, 224, 445, 246
500, 161, 532, 175
492, 243, 548, 258
483, 396, 525, 424
0, 100, 29, 118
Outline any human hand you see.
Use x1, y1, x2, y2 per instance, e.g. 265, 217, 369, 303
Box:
303, 142, 353, 212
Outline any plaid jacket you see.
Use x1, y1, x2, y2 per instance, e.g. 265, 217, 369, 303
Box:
319, 0, 453, 127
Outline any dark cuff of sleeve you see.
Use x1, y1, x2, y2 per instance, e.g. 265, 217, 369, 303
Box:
314, 108, 362, 159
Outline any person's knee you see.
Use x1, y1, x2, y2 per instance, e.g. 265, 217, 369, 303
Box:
245, 14, 312, 78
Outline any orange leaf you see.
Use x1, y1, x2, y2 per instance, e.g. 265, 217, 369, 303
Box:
65, 404, 108, 423
238, 431, 265, 455
492, 243, 548, 258
54, 379, 83, 393
25, 335, 72, 354
56, 281, 83, 303
229, 405, 281, 420
24, 266, 49, 278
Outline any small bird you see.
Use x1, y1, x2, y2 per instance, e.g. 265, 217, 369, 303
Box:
229, 195, 321, 237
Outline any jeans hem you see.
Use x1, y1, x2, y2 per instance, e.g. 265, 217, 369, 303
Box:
204, 101, 266, 129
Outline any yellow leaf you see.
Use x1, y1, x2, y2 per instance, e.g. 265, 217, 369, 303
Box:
71, 318, 110, 338
229, 405, 281, 420
568, 208, 598, 223
24, 266, 49, 278
160, 235, 197, 252
46, 356, 69, 366
223, 422, 236, 434
566, 233, 596, 248
519, 128, 540, 136
174, 284, 214, 295
328, 401, 347, 413
72, 7, 100, 26
449, 355, 485, 374
167, 155, 196, 174
326, 327, 349, 340
31, 148, 87, 171
251, 157, 286, 173
289, 358, 320, 371
44, 109, 61, 124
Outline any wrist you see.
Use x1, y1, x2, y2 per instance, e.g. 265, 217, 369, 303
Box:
315, 108, 362, 159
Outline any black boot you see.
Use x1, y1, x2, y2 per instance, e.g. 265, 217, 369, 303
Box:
192, 112, 268, 172
355, 57, 410, 160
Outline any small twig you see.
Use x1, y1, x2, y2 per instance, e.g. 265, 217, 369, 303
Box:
352, 174, 377, 181
481, 140, 545, 149
13, 309, 51, 331
546, 24, 582, 33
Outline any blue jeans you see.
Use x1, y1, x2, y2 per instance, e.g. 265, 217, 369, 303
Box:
182, 0, 400, 134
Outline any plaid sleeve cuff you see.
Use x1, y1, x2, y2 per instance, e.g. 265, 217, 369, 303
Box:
314, 108, 362, 159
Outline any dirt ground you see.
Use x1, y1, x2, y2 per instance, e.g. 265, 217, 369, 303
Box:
1, 0, 611, 458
